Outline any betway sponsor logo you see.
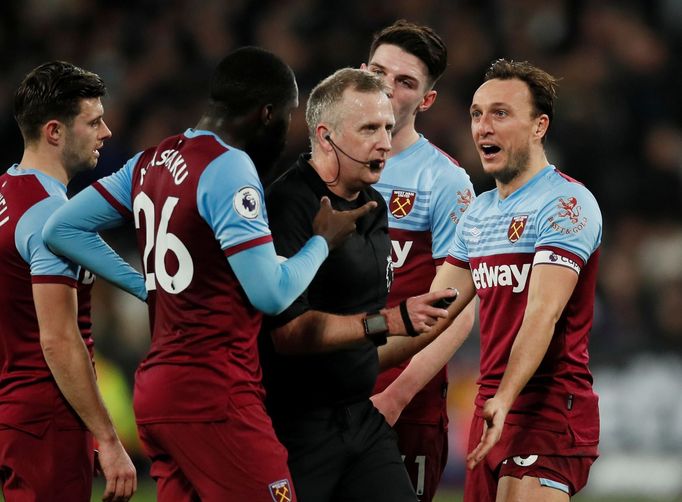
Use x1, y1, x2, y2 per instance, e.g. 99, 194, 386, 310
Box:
471, 262, 531, 293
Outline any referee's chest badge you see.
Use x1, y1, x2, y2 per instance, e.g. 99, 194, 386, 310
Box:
507, 215, 528, 243
389, 190, 416, 219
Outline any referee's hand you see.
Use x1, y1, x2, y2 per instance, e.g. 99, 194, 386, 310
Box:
313, 196, 377, 250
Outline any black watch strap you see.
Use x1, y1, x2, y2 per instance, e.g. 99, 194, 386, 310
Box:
363, 312, 388, 346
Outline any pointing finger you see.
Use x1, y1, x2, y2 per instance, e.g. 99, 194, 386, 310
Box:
348, 200, 377, 220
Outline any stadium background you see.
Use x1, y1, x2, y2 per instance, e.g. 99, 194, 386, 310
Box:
1, 0, 681, 500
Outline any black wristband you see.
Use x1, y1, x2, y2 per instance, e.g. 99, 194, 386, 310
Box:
399, 300, 419, 337
363, 312, 388, 346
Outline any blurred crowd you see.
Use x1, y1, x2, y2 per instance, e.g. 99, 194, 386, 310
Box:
1, 0, 681, 487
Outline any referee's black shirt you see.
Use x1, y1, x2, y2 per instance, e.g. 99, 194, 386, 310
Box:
260, 153, 392, 416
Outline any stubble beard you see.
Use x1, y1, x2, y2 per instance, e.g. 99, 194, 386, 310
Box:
62, 138, 96, 179
491, 143, 530, 185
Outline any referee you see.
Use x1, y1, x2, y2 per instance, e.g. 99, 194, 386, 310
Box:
260, 68, 457, 502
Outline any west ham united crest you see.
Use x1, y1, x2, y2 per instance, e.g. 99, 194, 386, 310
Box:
269, 479, 292, 502
507, 215, 528, 243
389, 190, 416, 219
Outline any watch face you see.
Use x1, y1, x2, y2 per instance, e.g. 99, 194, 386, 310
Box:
365, 313, 388, 335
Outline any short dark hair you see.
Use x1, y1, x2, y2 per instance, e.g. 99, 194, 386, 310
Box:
14, 61, 106, 144
484, 58, 559, 125
305, 68, 387, 139
369, 20, 448, 86
209, 46, 297, 116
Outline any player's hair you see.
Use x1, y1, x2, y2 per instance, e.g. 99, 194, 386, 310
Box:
14, 61, 106, 144
305, 68, 387, 141
484, 58, 558, 142
369, 19, 448, 87
209, 46, 297, 117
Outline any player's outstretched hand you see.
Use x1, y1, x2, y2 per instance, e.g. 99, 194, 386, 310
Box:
96, 439, 137, 502
466, 397, 507, 470
313, 196, 377, 250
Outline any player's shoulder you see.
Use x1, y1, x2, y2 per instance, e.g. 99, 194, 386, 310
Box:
542, 166, 591, 193
6, 167, 67, 207
420, 139, 473, 187
541, 166, 599, 207
415, 138, 462, 170
466, 186, 496, 212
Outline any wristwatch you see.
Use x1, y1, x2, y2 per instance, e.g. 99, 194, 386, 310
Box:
363, 312, 388, 346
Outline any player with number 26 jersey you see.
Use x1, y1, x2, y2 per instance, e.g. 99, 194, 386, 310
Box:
90, 128, 306, 501
95, 129, 274, 422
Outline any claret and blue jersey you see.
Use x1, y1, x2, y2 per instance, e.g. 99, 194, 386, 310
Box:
374, 136, 474, 305
373, 136, 475, 425
0, 167, 93, 432
93, 128, 275, 423
447, 165, 602, 444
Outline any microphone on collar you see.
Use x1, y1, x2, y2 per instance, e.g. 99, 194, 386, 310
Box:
325, 135, 383, 171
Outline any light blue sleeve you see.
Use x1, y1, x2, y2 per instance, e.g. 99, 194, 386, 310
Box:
228, 237, 328, 315
197, 149, 271, 251
446, 209, 472, 264
16, 196, 78, 280
535, 183, 602, 265
95, 152, 142, 212
43, 169, 147, 300
430, 164, 475, 259
197, 149, 329, 315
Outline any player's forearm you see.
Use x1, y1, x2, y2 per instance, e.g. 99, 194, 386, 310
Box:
379, 300, 475, 400
40, 330, 119, 444
43, 188, 146, 301
377, 293, 469, 370
495, 265, 577, 409
494, 305, 557, 409
230, 237, 328, 316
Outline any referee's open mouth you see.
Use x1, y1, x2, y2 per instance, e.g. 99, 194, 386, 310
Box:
369, 159, 385, 172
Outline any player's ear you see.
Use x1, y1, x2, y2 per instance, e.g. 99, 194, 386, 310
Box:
534, 114, 549, 141
44, 119, 62, 146
418, 90, 437, 113
261, 104, 274, 125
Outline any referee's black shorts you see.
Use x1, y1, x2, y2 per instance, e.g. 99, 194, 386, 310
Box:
273, 399, 417, 502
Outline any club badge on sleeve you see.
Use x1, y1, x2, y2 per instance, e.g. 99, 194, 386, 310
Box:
450, 188, 474, 224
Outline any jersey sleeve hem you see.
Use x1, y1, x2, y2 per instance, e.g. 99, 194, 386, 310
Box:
93, 182, 132, 219
31, 275, 78, 287
445, 255, 470, 269
224, 235, 273, 257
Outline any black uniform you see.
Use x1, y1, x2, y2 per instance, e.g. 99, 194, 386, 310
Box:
261, 154, 416, 502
